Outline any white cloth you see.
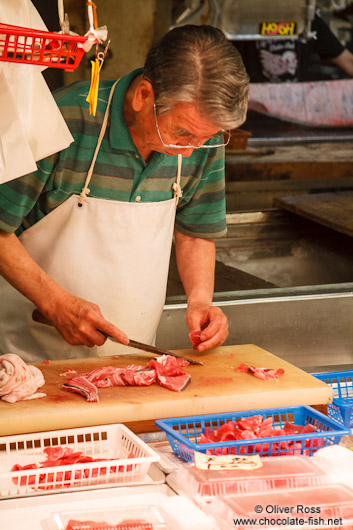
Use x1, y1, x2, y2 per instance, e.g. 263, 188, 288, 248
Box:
0, 81, 182, 361
0, 0, 73, 183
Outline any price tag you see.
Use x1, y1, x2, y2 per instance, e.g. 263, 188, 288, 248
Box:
194, 451, 263, 471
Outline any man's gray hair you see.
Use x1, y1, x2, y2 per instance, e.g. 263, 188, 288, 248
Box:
143, 24, 249, 130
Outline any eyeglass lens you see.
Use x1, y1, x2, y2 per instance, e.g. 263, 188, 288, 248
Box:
153, 104, 230, 149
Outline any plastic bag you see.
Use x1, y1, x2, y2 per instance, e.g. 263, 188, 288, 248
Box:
0, 0, 73, 184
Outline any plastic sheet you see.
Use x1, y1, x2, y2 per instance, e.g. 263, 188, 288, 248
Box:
0, 0, 73, 184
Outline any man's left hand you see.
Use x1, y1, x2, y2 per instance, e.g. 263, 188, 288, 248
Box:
186, 302, 229, 352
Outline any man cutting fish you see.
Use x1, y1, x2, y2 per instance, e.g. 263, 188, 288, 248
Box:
0, 24, 249, 362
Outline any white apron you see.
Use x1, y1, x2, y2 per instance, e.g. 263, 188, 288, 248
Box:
0, 81, 183, 362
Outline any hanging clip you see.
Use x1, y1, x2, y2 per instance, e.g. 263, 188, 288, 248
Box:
85, 2, 100, 116
97, 39, 110, 71
85, 3, 110, 116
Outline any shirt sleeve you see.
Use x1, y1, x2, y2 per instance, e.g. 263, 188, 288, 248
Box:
311, 13, 344, 60
0, 83, 85, 235
0, 154, 58, 234
174, 145, 227, 239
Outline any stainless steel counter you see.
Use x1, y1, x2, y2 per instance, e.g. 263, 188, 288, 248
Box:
158, 289, 353, 371
162, 209, 353, 372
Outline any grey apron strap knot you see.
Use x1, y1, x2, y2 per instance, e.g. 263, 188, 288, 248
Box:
173, 153, 183, 205
78, 186, 90, 206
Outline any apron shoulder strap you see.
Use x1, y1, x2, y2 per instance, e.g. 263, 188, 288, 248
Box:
79, 82, 183, 208
78, 80, 119, 206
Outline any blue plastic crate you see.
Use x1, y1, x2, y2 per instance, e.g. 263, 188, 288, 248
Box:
312, 370, 353, 428
155, 405, 351, 462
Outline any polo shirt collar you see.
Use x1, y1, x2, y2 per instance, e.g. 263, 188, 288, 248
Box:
110, 68, 144, 151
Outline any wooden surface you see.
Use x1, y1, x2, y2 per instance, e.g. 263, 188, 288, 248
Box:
275, 191, 353, 238
0, 345, 332, 437
225, 142, 353, 183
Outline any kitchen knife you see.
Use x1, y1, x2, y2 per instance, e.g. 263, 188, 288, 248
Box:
99, 331, 203, 366
32, 309, 203, 365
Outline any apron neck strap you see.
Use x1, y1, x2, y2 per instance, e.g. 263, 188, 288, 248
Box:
79, 82, 183, 208
78, 80, 119, 206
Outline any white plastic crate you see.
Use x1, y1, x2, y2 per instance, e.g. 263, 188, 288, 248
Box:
0, 424, 160, 499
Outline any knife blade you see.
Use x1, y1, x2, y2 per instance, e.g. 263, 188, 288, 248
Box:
100, 332, 203, 366
31, 309, 203, 366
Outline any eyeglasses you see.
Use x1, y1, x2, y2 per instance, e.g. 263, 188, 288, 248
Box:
153, 104, 230, 150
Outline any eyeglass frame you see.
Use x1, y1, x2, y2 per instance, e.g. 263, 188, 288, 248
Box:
153, 103, 231, 150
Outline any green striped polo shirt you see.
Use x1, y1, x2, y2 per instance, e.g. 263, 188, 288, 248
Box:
0, 68, 227, 238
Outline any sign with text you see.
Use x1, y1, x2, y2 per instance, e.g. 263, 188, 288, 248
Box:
259, 22, 297, 36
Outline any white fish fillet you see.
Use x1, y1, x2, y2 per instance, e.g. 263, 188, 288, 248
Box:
0, 353, 46, 403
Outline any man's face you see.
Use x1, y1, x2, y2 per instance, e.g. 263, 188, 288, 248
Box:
146, 101, 221, 158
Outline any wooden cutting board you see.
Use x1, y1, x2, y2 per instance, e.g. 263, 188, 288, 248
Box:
0, 345, 332, 436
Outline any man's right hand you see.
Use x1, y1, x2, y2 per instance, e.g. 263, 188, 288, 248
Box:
0, 231, 129, 349
33, 294, 129, 348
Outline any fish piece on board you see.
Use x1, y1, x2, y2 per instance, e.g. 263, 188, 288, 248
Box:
0, 353, 46, 403
63, 355, 191, 401
237, 363, 285, 382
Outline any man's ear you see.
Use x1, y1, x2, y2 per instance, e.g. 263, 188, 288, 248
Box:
131, 79, 154, 112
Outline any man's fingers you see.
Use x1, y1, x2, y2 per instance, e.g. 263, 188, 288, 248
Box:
96, 322, 129, 345
199, 307, 226, 340
187, 305, 229, 352
42, 295, 130, 348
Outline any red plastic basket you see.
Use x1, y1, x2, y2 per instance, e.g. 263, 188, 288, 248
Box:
0, 23, 88, 71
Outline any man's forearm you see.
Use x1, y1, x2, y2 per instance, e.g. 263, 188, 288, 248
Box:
174, 229, 215, 306
174, 229, 228, 349
0, 230, 129, 347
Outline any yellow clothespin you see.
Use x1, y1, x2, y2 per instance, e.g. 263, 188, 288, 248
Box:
86, 40, 110, 116
86, 57, 100, 116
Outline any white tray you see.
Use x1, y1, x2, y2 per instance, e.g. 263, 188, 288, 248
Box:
0, 424, 160, 499
51, 504, 167, 530
166, 455, 327, 499
205, 483, 353, 530
0, 485, 175, 530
